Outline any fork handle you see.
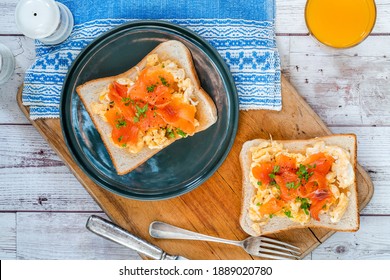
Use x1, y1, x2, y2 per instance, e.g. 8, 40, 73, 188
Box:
149, 221, 240, 246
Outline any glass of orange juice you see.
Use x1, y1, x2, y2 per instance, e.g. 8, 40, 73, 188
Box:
305, 0, 377, 48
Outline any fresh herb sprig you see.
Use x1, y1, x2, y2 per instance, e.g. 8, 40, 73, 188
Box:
133, 104, 148, 123
268, 165, 280, 179
296, 164, 314, 182
286, 181, 300, 190
176, 128, 187, 138
159, 76, 170, 87
166, 127, 175, 139
115, 118, 127, 129
284, 210, 293, 218
296, 197, 310, 215
146, 84, 156, 92
122, 97, 134, 106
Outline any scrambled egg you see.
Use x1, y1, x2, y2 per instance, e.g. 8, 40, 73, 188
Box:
91, 54, 199, 153
248, 141, 354, 227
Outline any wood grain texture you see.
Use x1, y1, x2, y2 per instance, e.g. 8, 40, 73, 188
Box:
311, 216, 390, 260
16, 212, 142, 260
16, 75, 374, 259
0, 0, 18, 34
0, 213, 16, 260
289, 36, 390, 126
0, 36, 35, 124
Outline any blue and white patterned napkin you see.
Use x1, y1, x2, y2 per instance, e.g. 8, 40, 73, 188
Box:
22, 0, 281, 119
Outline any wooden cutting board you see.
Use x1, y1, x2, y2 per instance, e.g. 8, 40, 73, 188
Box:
17, 75, 374, 260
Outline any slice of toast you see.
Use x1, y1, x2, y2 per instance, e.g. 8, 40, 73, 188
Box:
239, 134, 359, 236
76, 40, 217, 175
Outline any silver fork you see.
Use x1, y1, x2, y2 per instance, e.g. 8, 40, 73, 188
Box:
149, 221, 301, 260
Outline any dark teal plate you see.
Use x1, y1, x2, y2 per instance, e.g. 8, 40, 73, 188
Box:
60, 20, 238, 201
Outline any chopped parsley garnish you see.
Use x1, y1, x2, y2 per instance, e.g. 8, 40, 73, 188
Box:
257, 181, 262, 186
284, 210, 293, 218
109, 101, 115, 107
122, 97, 133, 106
159, 76, 169, 87
121, 143, 127, 148
115, 118, 127, 129
256, 202, 263, 207
269, 180, 280, 189
146, 84, 156, 92
296, 197, 310, 215
118, 136, 123, 142
296, 164, 314, 182
133, 104, 148, 123
286, 181, 300, 190
176, 128, 187, 138
268, 165, 280, 179
137, 104, 148, 116
166, 127, 175, 139
269, 214, 275, 219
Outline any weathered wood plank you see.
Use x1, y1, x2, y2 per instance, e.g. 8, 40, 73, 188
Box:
0, 213, 16, 260
0, 125, 101, 211
16, 212, 142, 260
0, 125, 63, 169
0, 36, 35, 124
276, 36, 290, 78
312, 216, 390, 260
0, 0, 18, 34
331, 126, 390, 215
289, 36, 390, 126
0, 167, 102, 211
1, 0, 390, 34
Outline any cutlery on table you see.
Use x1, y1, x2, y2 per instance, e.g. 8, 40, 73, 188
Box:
86, 215, 188, 260
149, 221, 301, 260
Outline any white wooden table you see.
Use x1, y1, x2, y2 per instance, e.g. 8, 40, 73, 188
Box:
1, 0, 389, 260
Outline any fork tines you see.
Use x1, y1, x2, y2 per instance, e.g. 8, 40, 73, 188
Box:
258, 237, 301, 260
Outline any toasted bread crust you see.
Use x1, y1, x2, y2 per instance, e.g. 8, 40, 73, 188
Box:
239, 134, 359, 236
76, 40, 217, 175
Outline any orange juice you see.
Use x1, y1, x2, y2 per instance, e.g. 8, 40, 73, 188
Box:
305, 0, 376, 48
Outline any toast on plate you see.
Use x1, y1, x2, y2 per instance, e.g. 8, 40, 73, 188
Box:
76, 40, 217, 175
239, 134, 359, 236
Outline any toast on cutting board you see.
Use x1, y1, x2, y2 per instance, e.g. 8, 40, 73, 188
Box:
76, 40, 217, 175
239, 134, 359, 236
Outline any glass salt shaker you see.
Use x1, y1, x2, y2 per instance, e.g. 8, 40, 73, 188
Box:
0, 43, 15, 85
